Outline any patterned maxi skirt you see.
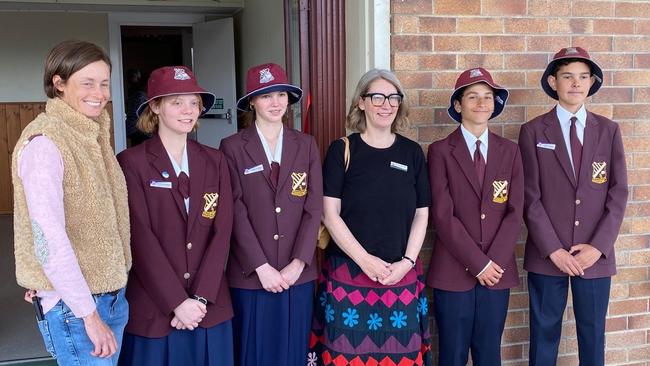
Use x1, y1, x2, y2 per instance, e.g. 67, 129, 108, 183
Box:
308, 255, 432, 366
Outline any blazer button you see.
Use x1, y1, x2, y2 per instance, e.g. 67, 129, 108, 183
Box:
186, 242, 192, 250
480, 213, 486, 220
275, 207, 282, 213
183, 272, 190, 279
465, 268, 469, 271
575, 220, 580, 226
575, 199, 581, 205
273, 234, 279, 240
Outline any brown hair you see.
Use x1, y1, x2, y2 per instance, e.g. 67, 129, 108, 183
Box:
43, 40, 112, 98
136, 95, 204, 134
346, 69, 410, 133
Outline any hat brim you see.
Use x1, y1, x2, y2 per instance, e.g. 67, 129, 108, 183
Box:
447, 81, 509, 123
236, 84, 303, 111
136, 91, 216, 117
541, 57, 603, 100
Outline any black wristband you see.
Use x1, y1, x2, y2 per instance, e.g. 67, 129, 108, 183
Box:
193, 295, 207, 305
402, 255, 416, 268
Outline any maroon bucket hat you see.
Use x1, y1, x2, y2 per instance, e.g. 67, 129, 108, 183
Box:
136, 66, 215, 117
447, 67, 509, 123
236, 63, 302, 111
541, 46, 603, 100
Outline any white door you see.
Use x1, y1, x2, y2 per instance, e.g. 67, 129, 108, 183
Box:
192, 18, 237, 148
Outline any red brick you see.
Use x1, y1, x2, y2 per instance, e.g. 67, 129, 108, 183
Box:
633, 121, 650, 136
458, 54, 503, 70
504, 310, 526, 327
628, 169, 650, 186
594, 19, 635, 35
391, 35, 432, 52
502, 326, 529, 343
635, 55, 650, 69
616, 235, 650, 250
628, 345, 650, 362
528, 0, 570, 16
504, 54, 549, 70
418, 125, 456, 142
629, 282, 650, 297
394, 71, 433, 89
604, 349, 627, 364
614, 267, 649, 282
434, 35, 480, 51
392, 15, 419, 34
493, 107, 526, 124
418, 54, 456, 70
508, 89, 550, 105
418, 90, 449, 107
527, 71, 545, 88
391, 0, 433, 14
633, 153, 650, 169
609, 298, 649, 316
527, 36, 572, 52
504, 18, 547, 34
483, 0, 526, 15
614, 70, 650, 86
635, 87, 650, 103
615, 36, 650, 52
482, 36, 526, 52
457, 17, 503, 34
614, 104, 650, 120
595, 53, 633, 69
586, 104, 612, 118
606, 329, 647, 347
605, 316, 628, 332
434, 0, 480, 15
408, 107, 434, 126
392, 53, 419, 71
548, 18, 592, 34
431, 71, 460, 89
591, 87, 633, 104
572, 36, 613, 52
491, 71, 526, 88
637, 19, 650, 35
504, 123, 523, 140
610, 283, 630, 300
572, 1, 614, 17
433, 107, 455, 124
616, 2, 650, 18
418, 16, 456, 33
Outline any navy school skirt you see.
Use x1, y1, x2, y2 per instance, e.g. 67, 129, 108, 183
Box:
118, 320, 233, 366
230, 281, 315, 366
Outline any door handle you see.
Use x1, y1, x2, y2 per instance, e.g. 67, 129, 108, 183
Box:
201, 108, 232, 124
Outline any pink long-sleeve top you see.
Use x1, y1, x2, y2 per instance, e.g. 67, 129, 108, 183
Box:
18, 135, 95, 317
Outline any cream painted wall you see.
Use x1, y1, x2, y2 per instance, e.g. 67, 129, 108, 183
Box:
0, 12, 109, 102
233, 0, 285, 96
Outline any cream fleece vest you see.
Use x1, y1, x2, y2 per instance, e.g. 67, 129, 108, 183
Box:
12, 98, 131, 293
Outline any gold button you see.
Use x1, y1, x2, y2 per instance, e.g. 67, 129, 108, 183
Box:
183, 272, 190, 279
575, 199, 581, 205
273, 234, 279, 240
575, 220, 580, 226
480, 213, 486, 220
275, 207, 281, 213
186, 242, 192, 250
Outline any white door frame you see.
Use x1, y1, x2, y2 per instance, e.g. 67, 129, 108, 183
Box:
107, 12, 207, 153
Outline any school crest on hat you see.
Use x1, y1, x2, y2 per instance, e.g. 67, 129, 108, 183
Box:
259, 67, 275, 84
174, 68, 191, 80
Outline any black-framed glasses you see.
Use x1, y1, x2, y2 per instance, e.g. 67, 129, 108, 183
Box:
362, 93, 403, 107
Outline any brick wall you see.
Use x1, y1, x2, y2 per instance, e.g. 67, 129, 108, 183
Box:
389, 1, 650, 364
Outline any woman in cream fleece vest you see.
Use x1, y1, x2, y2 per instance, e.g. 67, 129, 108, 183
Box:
12, 40, 130, 366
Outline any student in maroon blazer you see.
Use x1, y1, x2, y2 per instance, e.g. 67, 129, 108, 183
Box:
519, 47, 628, 366
427, 68, 524, 366
219, 63, 322, 366
117, 66, 234, 366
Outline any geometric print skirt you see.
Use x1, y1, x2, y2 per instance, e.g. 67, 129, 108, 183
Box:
308, 255, 432, 366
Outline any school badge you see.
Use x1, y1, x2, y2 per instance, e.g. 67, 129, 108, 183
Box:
492, 180, 508, 204
291, 172, 308, 197
202, 192, 219, 219
592, 162, 607, 184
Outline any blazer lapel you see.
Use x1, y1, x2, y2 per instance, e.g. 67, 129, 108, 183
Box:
579, 112, 601, 186
277, 128, 298, 192
481, 132, 504, 200
450, 128, 482, 198
242, 125, 274, 190
543, 109, 577, 187
147, 135, 187, 220
186, 140, 205, 235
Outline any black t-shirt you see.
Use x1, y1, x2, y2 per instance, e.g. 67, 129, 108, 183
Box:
323, 133, 432, 262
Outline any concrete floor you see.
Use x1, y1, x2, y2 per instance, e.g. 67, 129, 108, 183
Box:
0, 215, 51, 363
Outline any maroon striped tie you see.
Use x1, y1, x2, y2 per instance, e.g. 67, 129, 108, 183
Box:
474, 140, 485, 188
271, 161, 280, 189
570, 117, 582, 179
178, 172, 190, 199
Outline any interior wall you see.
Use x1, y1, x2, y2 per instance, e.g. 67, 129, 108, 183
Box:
233, 0, 285, 96
0, 12, 109, 102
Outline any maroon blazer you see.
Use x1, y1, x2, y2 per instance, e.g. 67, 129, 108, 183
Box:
427, 128, 523, 292
518, 107, 628, 278
117, 134, 233, 337
220, 125, 323, 289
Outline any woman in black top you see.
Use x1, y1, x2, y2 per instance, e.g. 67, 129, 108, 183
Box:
308, 69, 432, 366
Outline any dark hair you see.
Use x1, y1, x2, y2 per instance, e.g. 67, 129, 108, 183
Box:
550, 58, 593, 77
43, 40, 112, 98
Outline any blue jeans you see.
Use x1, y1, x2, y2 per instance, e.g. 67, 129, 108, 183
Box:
37, 288, 129, 366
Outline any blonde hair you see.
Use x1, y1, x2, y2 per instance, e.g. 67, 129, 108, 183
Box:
136, 95, 203, 134
346, 69, 410, 133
